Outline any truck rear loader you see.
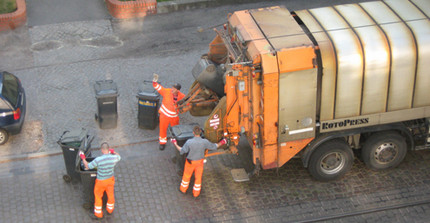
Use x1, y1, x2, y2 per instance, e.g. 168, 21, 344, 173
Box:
177, 0, 430, 181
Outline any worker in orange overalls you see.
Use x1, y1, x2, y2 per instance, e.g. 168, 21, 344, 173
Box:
152, 73, 185, 150
81, 142, 121, 219
171, 126, 227, 197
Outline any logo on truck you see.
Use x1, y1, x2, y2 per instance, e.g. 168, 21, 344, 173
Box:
210, 114, 220, 130
322, 118, 369, 130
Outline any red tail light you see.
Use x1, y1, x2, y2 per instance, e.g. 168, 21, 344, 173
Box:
13, 108, 21, 120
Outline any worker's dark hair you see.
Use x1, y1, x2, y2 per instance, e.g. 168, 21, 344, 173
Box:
193, 126, 202, 135
173, 83, 181, 90
101, 142, 109, 150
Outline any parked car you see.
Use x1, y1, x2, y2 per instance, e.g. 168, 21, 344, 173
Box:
0, 71, 26, 145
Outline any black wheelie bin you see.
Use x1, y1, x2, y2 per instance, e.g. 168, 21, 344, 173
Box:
137, 81, 160, 130
94, 80, 119, 129
58, 128, 93, 183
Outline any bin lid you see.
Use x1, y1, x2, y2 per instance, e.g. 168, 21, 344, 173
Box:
137, 91, 159, 100
60, 128, 88, 144
94, 80, 118, 98
170, 124, 198, 140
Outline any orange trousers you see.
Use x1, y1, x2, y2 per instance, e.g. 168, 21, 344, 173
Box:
180, 159, 204, 197
159, 113, 179, 145
94, 176, 115, 218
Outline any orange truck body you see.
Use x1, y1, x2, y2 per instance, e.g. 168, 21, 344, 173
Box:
181, 0, 430, 180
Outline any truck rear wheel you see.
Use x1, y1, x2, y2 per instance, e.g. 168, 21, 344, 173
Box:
308, 139, 354, 181
361, 131, 407, 170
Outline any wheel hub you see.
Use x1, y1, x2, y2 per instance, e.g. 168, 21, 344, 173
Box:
374, 143, 398, 164
320, 152, 345, 175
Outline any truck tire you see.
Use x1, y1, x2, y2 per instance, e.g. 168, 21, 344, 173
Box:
361, 131, 407, 171
308, 139, 354, 181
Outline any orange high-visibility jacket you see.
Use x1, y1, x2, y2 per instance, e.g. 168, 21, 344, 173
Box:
153, 82, 185, 118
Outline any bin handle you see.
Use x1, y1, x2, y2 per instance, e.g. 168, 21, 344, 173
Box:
56, 130, 70, 145
85, 135, 95, 149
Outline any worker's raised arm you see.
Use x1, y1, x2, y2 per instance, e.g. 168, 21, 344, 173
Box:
152, 73, 164, 92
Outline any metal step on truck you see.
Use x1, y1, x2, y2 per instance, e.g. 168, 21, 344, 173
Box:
174, 0, 430, 181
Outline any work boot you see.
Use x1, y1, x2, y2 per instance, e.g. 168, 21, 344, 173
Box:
178, 187, 186, 195
88, 212, 103, 220
159, 144, 166, 151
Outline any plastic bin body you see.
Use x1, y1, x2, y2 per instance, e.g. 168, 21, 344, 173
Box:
169, 124, 198, 173
94, 80, 118, 129
77, 157, 98, 207
58, 128, 92, 182
137, 92, 159, 129
137, 82, 160, 129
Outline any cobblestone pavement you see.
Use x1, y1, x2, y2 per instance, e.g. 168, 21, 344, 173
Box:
0, 140, 429, 222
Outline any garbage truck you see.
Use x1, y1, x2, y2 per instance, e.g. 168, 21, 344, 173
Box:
177, 0, 430, 181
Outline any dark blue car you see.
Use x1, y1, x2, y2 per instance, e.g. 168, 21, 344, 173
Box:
0, 71, 26, 145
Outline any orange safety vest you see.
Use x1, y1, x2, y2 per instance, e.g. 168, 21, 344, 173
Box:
153, 82, 185, 117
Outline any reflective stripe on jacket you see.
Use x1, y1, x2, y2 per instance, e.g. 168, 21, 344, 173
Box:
153, 82, 185, 117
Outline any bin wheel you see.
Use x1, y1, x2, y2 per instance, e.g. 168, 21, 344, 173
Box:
63, 175, 72, 182
83, 202, 92, 210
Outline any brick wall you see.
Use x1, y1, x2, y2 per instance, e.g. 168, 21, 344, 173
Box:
0, 0, 27, 31
105, 0, 157, 19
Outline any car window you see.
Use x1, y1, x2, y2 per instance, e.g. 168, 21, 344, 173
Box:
0, 98, 9, 110
1, 73, 19, 108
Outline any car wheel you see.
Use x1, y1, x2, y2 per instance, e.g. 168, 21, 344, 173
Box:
0, 129, 9, 145
308, 139, 354, 181
362, 131, 407, 170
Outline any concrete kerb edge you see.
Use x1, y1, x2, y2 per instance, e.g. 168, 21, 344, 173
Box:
156, 0, 265, 14
0, 137, 158, 163
107, 0, 265, 17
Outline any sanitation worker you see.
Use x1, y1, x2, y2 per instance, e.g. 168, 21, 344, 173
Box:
152, 73, 185, 150
81, 142, 121, 219
171, 126, 227, 197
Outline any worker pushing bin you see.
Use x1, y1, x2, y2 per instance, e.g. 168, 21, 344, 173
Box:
57, 128, 93, 183
169, 124, 198, 175
137, 81, 160, 130
94, 80, 119, 129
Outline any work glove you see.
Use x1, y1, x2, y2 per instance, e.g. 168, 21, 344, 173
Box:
79, 151, 86, 160
219, 138, 227, 146
171, 138, 177, 145
153, 73, 159, 82
109, 148, 115, 154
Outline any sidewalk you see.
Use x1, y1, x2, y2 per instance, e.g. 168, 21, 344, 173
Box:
0, 142, 429, 222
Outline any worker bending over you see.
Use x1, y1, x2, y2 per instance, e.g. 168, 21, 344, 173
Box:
81, 142, 121, 219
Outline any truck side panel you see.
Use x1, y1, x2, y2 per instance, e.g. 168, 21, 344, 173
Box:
296, 0, 430, 130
